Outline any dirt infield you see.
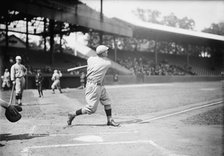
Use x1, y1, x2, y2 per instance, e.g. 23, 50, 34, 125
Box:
0, 81, 223, 156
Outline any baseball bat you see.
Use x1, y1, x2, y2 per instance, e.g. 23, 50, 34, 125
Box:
67, 65, 88, 72
0, 83, 15, 108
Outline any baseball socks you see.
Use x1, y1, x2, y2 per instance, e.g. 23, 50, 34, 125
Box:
105, 109, 120, 127
15, 94, 22, 106
67, 109, 83, 125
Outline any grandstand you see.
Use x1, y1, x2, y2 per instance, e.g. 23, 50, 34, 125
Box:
0, 0, 223, 89
108, 49, 223, 76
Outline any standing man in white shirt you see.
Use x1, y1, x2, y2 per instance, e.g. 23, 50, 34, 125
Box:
67, 45, 120, 127
10, 56, 27, 106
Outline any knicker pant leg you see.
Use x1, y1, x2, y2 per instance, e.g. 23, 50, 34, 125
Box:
100, 86, 112, 110
83, 83, 101, 114
15, 78, 24, 104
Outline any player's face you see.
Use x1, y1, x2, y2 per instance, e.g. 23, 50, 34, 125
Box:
16, 59, 21, 64
101, 50, 108, 57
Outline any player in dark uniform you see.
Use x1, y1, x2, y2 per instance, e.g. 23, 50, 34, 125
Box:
35, 69, 44, 97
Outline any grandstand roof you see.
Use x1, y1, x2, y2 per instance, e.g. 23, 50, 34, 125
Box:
128, 20, 224, 47
0, 0, 132, 37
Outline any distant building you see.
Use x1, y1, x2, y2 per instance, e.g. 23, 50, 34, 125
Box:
0, 35, 26, 48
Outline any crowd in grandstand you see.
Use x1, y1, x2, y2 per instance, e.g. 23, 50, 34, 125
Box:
117, 57, 187, 76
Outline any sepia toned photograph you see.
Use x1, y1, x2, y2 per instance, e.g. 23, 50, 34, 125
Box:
0, 0, 223, 155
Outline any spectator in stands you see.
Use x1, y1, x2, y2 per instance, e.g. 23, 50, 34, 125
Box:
1, 68, 11, 90
44, 65, 52, 73
9, 57, 14, 66
221, 71, 224, 77
10, 56, 27, 106
51, 70, 63, 94
35, 69, 44, 97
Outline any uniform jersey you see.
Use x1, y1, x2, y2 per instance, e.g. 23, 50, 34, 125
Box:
2, 71, 10, 81
10, 63, 27, 81
51, 72, 62, 81
86, 56, 111, 84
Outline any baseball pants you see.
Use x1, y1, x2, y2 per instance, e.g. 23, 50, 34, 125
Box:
51, 80, 61, 89
83, 82, 112, 114
15, 77, 25, 97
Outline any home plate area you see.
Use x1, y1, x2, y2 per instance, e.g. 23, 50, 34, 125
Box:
21, 136, 182, 156
21, 123, 187, 156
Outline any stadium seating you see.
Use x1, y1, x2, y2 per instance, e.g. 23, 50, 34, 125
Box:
2, 47, 222, 76
108, 49, 222, 76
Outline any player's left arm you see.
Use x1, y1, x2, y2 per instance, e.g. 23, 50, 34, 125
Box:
59, 70, 62, 77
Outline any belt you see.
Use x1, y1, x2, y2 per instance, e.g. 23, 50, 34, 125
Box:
87, 79, 102, 86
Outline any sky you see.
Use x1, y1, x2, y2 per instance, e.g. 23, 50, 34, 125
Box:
81, 0, 224, 31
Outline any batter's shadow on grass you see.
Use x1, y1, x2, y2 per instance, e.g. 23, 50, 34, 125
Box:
0, 133, 48, 141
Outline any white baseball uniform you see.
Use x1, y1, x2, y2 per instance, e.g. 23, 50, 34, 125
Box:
2, 71, 11, 88
51, 71, 62, 90
82, 56, 112, 114
10, 63, 27, 96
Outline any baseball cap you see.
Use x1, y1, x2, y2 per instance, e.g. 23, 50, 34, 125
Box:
96, 45, 109, 55
15, 56, 21, 60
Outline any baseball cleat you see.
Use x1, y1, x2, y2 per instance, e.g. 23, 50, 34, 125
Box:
107, 119, 120, 127
14, 105, 22, 112
67, 114, 75, 126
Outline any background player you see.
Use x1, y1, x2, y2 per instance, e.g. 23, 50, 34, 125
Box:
1, 68, 11, 90
10, 56, 27, 106
67, 45, 120, 127
35, 69, 44, 97
51, 70, 63, 94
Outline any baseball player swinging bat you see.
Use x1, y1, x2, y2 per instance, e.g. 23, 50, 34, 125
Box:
67, 65, 88, 72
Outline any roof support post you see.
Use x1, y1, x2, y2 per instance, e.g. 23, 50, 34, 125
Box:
100, 0, 103, 21
26, 17, 29, 49
59, 23, 63, 53
113, 35, 117, 62
186, 45, 189, 68
43, 18, 47, 52
49, 19, 55, 65
154, 40, 158, 66
5, 20, 9, 48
